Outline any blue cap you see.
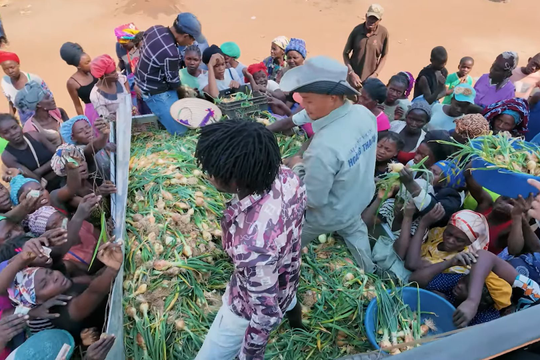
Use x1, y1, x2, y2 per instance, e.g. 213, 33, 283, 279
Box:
453, 83, 476, 104
174, 13, 205, 43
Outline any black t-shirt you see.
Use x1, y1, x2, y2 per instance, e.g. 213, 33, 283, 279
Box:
413, 66, 449, 100
50, 282, 108, 343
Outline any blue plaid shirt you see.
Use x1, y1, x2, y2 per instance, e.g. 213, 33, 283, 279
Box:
134, 25, 180, 94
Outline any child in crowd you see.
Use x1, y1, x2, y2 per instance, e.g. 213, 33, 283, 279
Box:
442, 56, 474, 104
375, 132, 403, 177
356, 78, 390, 132
179, 45, 206, 94
382, 73, 411, 121
413, 46, 449, 104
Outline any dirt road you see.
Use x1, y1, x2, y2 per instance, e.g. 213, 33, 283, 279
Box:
0, 0, 537, 114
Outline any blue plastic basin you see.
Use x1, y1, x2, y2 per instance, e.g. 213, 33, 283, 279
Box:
364, 287, 456, 350
470, 138, 540, 198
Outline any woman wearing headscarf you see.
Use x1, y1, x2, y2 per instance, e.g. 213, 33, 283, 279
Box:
16, 81, 67, 148
431, 160, 466, 190
0, 241, 122, 342
59, 115, 111, 182
400, 71, 415, 99
114, 23, 147, 113
220, 42, 246, 82
199, 45, 242, 99
0, 114, 61, 192
60, 42, 99, 126
9, 175, 51, 208
389, 100, 431, 164
483, 97, 529, 136
0, 51, 52, 123
474, 51, 518, 108
89, 54, 131, 119
262, 36, 289, 82
115, 23, 143, 77
284, 38, 307, 72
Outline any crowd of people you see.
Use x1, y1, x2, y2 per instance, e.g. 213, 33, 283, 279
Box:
0, 2, 540, 360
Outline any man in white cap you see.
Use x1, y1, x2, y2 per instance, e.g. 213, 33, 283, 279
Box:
281, 56, 377, 272
343, 3, 389, 88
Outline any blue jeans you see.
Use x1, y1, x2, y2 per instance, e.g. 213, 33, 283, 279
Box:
142, 90, 188, 135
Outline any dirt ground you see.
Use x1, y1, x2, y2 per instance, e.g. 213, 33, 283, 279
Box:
0, 0, 537, 114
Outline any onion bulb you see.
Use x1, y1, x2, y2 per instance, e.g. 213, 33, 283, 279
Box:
133, 284, 147, 296
132, 214, 143, 222
175, 319, 186, 331
213, 229, 222, 237
178, 202, 190, 210
136, 333, 147, 351
344, 273, 355, 281
195, 197, 205, 207
139, 302, 149, 317
183, 245, 193, 258
193, 169, 202, 176
202, 231, 212, 241
388, 162, 404, 173
194, 191, 204, 198
126, 306, 138, 319
318, 234, 327, 244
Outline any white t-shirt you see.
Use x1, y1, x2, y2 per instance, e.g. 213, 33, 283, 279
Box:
389, 120, 426, 152
426, 104, 459, 131
1, 72, 44, 104
233, 63, 247, 84
198, 68, 242, 93
267, 80, 280, 92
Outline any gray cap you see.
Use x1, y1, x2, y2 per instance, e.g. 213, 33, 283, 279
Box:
279, 56, 359, 96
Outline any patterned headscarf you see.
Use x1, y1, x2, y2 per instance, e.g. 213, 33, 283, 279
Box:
483, 98, 529, 134
51, 144, 85, 177
272, 36, 289, 50
14, 81, 46, 113
28, 205, 57, 236
434, 160, 465, 189
8, 267, 39, 308
399, 71, 415, 98
454, 114, 490, 140
449, 210, 490, 253
499, 51, 519, 71
285, 38, 307, 59
9, 175, 39, 205
114, 23, 140, 44
60, 115, 90, 145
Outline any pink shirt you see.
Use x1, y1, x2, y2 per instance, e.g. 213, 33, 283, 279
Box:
376, 111, 391, 132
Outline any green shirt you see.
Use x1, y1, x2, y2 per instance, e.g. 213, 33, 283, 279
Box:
179, 68, 201, 90
442, 73, 473, 104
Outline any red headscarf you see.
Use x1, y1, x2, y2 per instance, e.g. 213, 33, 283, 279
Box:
245, 62, 268, 83
0, 51, 20, 64
90, 54, 116, 79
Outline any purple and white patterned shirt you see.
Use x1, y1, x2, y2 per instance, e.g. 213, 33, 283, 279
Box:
134, 25, 180, 94
221, 166, 306, 360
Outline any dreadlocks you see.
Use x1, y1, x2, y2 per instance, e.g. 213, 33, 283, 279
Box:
195, 119, 281, 195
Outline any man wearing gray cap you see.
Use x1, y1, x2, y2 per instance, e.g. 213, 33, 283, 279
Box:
135, 13, 205, 135
281, 56, 377, 272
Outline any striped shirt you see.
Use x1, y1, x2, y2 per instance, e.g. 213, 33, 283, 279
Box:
134, 25, 181, 94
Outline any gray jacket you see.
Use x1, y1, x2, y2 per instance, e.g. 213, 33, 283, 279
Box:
298, 101, 377, 228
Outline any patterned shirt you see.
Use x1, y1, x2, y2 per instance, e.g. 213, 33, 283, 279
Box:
221, 166, 306, 360
134, 25, 180, 94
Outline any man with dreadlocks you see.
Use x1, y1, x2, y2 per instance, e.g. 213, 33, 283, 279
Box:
280, 56, 377, 272
194, 120, 306, 360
